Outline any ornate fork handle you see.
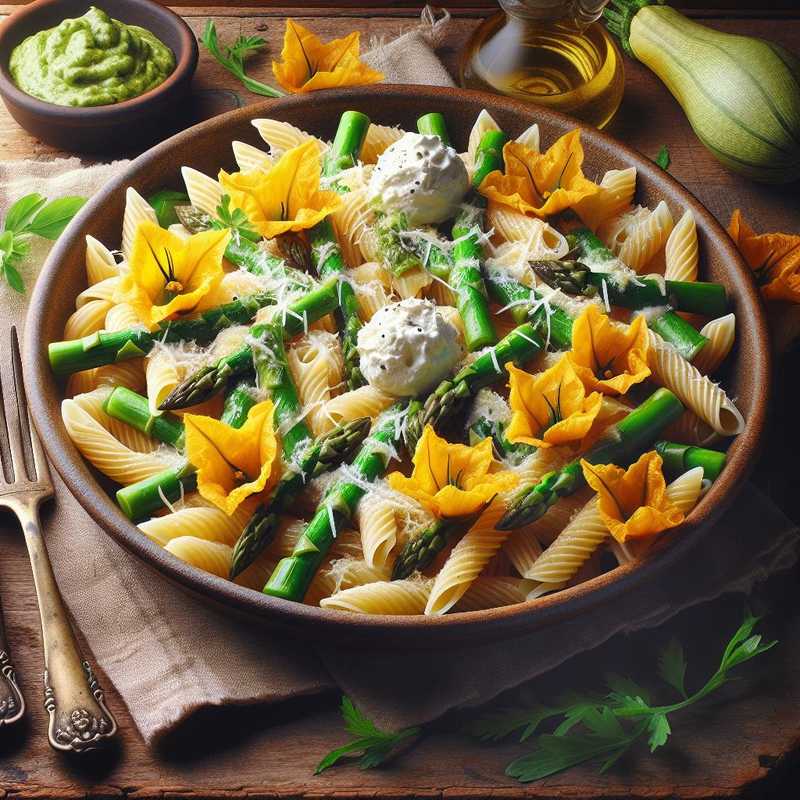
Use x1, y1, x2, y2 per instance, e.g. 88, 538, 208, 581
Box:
21, 500, 117, 752
0, 612, 25, 726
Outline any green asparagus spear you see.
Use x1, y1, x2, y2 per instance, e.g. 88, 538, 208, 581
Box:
498, 388, 684, 530
448, 129, 506, 351
531, 257, 708, 359
263, 405, 406, 601
391, 501, 491, 580
113, 381, 258, 521
309, 220, 364, 389
158, 276, 342, 410
103, 387, 185, 449
416, 112, 450, 145
230, 416, 371, 577
227, 321, 316, 574
308, 111, 372, 389
645, 308, 708, 360
220, 379, 259, 427
116, 461, 198, 521
564, 228, 729, 316
654, 440, 726, 481
49, 291, 275, 375
485, 274, 574, 350
323, 110, 370, 178
404, 322, 544, 454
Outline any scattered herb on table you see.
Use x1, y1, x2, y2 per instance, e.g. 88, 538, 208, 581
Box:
200, 21, 284, 99
0, 193, 86, 292
655, 144, 671, 170
316, 696, 421, 774
317, 612, 776, 781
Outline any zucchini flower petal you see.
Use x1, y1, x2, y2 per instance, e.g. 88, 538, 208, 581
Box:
184, 400, 279, 515
388, 425, 518, 518
568, 305, 651, 396
219, 139, 341, 239
272, 20, 383, 94
728, 209, 800, 303
114, 221, 229, 328
505, 357, 603, 448
581, 451, 684, 542
479, 130, 599, 219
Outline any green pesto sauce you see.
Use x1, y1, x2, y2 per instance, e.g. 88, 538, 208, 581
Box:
9, 6, 175, 107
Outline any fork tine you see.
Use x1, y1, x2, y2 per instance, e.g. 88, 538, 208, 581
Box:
0, 371, 11, 484
12, 325, 50, 486
4, 327, 29, 483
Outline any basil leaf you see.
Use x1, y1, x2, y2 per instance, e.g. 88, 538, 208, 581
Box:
26, 196, 87, 239
655, 145, 671, 171
3, 193, 47, 233
3, 262, 25, 292
148, 189, 190, 228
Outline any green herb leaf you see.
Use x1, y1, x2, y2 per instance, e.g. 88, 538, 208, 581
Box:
646, 713, 671, 752
658, 638, 688, 698
469, 703, 564, 742
316, 696, 421, 774
213, 195, 261, 242
606, 673, 651, 705
3, 262, 25, 293
3, 193, 47, 233
26, 196, 86, 239
201, 21, 284, 99
148, 189, 190, 228
506, 727, 641, 783
655, 145, 671, 171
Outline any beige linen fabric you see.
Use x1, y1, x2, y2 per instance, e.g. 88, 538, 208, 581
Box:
0, 12, 797, 744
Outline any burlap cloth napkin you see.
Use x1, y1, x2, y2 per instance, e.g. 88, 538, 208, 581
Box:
1, 11, 798, 745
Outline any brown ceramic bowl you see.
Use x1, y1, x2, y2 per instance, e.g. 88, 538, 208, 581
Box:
0, 0, 197, 153
24, 86, 770, 648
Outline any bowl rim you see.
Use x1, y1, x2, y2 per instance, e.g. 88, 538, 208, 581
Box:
0, 0, 198, 116
23, 84, 771, 646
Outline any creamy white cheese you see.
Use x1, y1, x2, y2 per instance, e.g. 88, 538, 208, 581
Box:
368, 132, 469, 226
357, 298, 463, 397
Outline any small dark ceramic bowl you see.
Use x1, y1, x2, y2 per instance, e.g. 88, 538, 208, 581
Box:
0, 0, 198, 153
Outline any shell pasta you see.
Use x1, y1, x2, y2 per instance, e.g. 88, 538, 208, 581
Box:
51, 107, 743, 616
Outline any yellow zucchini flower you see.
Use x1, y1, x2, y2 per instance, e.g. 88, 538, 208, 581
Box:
505, 358, 603, 448
568, 305, 651, 396
272, 20, 383, 94
115, 221, 229, 328
479, 130, 599, 219
728, 209, 800, 303
184, 400, 279, 515
218, 139, 341, 239
581, 451, 684, 542
388, 425, 518, 518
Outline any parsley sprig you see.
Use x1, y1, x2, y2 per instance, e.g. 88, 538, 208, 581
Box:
317, 612, 777, 782
316, 697, 421, 774
477, 611, 776, 782
0, 193, 86, 292
213, 195, 261, 242
200, 21, 285, 99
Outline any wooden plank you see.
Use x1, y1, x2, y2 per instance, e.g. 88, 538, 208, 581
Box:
0, 8, 798, 799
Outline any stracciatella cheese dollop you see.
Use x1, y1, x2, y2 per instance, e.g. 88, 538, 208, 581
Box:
357, 299, 463, 397
368, 132, 469, 226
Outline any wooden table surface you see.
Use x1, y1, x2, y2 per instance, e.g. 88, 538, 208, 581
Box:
0, 5, 799, 799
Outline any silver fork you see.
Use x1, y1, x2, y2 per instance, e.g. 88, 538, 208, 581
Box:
0, 326, 117, 752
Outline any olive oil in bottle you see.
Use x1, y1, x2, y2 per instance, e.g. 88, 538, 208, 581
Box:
460, 0, 624, 129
